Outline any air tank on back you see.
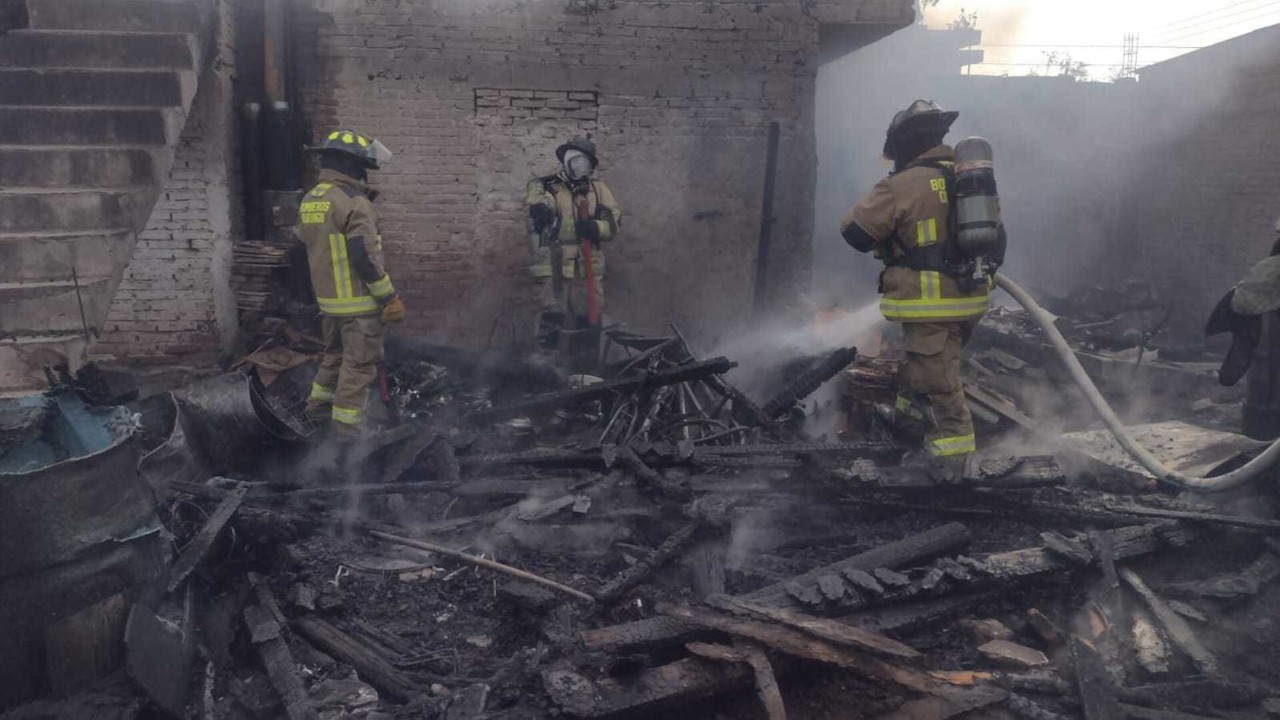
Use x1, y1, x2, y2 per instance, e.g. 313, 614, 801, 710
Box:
953, 137, 1002, 280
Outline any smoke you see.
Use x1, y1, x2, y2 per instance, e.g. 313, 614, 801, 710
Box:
708, 300, 888, 402
814, 21, 1280, 342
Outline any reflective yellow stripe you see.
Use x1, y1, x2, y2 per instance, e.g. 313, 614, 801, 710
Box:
317, 296, 380, 315
895, 394, 924, 421
328, 234, 344, 298
336, 233, 353, 298
928, 433, 976, 457
367, 274, 395, 299
332, 404, 363, 426
309, 182, 332, 198
916, 218, 940, 247
309, 383, 334, 402
925, 271, 942, 300
881, 295, 989, 320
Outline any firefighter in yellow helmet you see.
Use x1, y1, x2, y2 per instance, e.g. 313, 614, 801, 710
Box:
300, 128, 406, 437
524, 137, 622, 370
840, 100, 1004, 482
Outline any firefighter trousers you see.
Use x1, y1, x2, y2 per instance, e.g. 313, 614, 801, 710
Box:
533, 271, 604, 370
309, 314, 385, 430
897, 320, 978, 458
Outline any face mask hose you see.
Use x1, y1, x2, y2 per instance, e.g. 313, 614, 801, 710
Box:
994, 272, 1280, 492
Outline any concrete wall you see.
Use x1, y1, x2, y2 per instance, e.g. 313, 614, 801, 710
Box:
292, 0, 913, 352
92, 9, 240, 368
1114, 25, 1280, 341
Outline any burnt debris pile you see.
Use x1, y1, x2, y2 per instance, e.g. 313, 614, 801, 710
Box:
5, 314, 1280, 720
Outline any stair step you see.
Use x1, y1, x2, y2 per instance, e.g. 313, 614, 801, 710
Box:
0, 69, 182, 107
0, 107, 168, 145
0, 147, 159, 188
0, 190, 136, 233
0, 276, 112, 336
0, 230, 130, 284
0, 30, 194, 69
27, 0, 205, 34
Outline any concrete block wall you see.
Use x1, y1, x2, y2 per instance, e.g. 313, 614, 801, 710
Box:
92, 20, 239, 367
1113, 25, 1280, 342
293, 0, 912, 352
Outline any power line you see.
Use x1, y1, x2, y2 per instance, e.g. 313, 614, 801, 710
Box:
974, 44, 1200, 49
1151, 0, 1277, 33
1160, 6, 1280, 43
973, 62, 1125, 67
1154, 1, 1280, 41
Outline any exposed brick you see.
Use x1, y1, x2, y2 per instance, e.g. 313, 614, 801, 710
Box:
285, 0, 913, 353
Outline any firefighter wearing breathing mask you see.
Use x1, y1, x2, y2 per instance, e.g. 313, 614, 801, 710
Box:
840, 100, 1005, 482
299, 128, 404, 437
524, 137, 622, 369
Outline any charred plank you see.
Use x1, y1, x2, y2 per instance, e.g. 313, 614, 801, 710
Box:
469, 357, 736, 423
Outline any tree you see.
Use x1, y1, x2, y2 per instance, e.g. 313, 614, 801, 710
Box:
1042, 51, 1090, 81
916, 0, 941, 23
948, 8, 978, 31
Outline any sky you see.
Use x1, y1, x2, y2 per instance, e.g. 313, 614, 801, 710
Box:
921, 0, 1280, 79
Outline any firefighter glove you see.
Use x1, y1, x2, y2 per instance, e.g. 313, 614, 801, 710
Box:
381, 295, 407, 324
529, 203, 555, 231
575, 219, 602, 245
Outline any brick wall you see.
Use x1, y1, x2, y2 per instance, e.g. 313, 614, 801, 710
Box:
294, 0, 913, 352
92, 15, 240, 367
1114, 26, 1280, 342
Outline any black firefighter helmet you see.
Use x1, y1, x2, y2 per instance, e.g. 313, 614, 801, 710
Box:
307, 128, 393, 169
882, 100, 959, 159
555, 136, 599, 168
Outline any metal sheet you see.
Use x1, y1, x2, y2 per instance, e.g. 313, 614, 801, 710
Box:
0, 390, 166, 709
173, 372, 275, 474
138, 395, 211, 495
1063, 421, 1267, 480
0, 429, 158, 580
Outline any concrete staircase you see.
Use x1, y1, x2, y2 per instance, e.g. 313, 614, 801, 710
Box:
0, 0, 212, 394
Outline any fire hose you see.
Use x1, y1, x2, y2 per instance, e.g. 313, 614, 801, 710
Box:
996, 273, 1280, 492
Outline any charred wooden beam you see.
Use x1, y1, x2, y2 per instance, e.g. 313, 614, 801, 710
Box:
686, 642, 788, 720
292, 616, 419, 702
1005, 692, 1074, 720
1071, 635, 1123, 720
785, 523, 1196, 620
581, 523, 971, 654
543, 659, 751, 719
879, 686, 1009, 720
167, 484, 248, 592
656, 602, 935, 692
469, 357, 736, 423
370, 531, 595, 602
761, 346, 858, 418
1103, 502, 1280, 533
708, 595, 921, 659
845, 591, 1004, 636
743, 522, 971, 609
1119, 568, 1218, 675
595, 522, 700, 606
244, 599, 314, 720
693, 440, 905, 463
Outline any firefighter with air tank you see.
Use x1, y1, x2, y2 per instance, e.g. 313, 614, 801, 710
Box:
299, 128, 405, 439
524, 137, 622, 372
841, 100, 1006, 482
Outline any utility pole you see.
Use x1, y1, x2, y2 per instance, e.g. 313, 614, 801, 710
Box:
1121, 33, 1140, 79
